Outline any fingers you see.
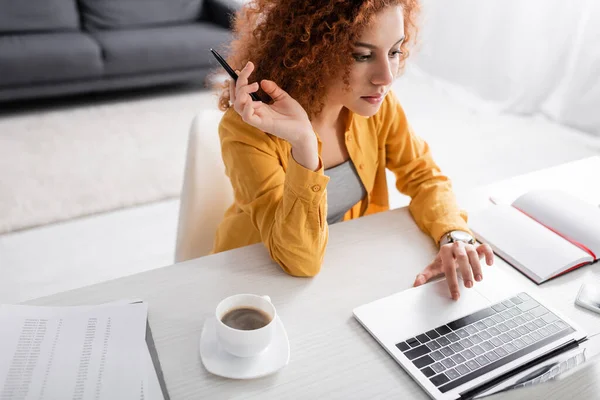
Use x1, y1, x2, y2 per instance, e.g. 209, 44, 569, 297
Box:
261, 79, 288, 101
232, 62, 259, 114
413, 265, 434, 287
440, 245, 460, 300
467, 244, 483, 282
477, 243, 495, 266
228, 78, 235, 104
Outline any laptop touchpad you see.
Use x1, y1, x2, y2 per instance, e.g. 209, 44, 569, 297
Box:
354, 278, 493, 345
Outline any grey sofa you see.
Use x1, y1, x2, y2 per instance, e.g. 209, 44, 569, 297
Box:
0, 0, 237, 102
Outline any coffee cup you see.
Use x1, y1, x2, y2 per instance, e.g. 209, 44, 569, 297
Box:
215, 294, 276, 357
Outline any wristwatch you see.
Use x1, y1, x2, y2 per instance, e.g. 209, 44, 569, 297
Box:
439, 230, 476, 246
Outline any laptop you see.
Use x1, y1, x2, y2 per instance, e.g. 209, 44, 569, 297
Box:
353, 265, 588, 399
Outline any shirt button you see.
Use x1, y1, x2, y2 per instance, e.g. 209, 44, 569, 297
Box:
346, 134, 352, 142
359, 164, 365, 170
312, 185, 321, 192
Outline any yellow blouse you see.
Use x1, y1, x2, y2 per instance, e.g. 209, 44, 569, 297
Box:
211, 91, 470, 276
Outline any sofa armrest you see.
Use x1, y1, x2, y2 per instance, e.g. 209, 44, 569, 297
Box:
201, 0, 241, 29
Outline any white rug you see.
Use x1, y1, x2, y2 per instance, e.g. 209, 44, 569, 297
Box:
0, 86, 221, 234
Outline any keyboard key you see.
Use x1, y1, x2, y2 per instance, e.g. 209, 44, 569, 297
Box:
441, 347, 455, 357
437, 337, 451, 347
427, 341, 442, 351
396, 342, 410, 352
475, 321, 487, 330
483, 318, 496, 327
521, 335, 533, 346
421, 366, 435, 377
492, 303, 507, 312
430, 373, 450, 387
485, 351, 499, 362
445, 368, 460, 380
406, 337, 420, 347
534, 319, 547, 328
456, 364, 470, 375
447, 307, 496, 331
431, 362, 446, 374
417, 333, 431, 344
449, 343, 464, 353
476, 355, 491, 366
508, 307, 522, 317
480, 341, 494, 351
530, 331, 542, 341
500, 310, 513, 320
441, 358, 456, 368
502, 300, 514, 308
555, 321, 569, 330
517, 326, 529, 335
522, 312, 534, 321
465, 325, 479, 334
435, 325, 452, 335
462, 349, 476, 359
542, 313, 559, 324
413, 355, 435, 369
518, 293, 532, 301
513, 339, 526, 349
471, 345, 484, 355
459, 338, 474, 348
426, 329, 441, 340
517, 299, 540, 312
456, 329, 470, 339
505, 320, 518, 329
430, 351, 444, 361
510, 296, 524, 305
497, 323, 509, 333
508, 330, 521, 340
405, 345, 431, 360
479, 330, 492, 340
447, 333, 460, 342
466, 359, 480, 371
499, 333, 512, 343
513, 316, 526, 325
486, 327, 500, 338
492, 314, 505, 323
531, 306, 549, 318
494, 347, 508, 358
503, 343, 517, 353
525, 322, 537, 331
470, 334, 483, 344
538, 327, 551, 338
490, 337, 504, 347
451, 353, 466, 364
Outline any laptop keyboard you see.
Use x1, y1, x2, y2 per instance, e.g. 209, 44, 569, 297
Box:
394, 292, 575, 393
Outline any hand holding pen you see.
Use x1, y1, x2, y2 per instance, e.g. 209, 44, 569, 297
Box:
210, 49, 316, 155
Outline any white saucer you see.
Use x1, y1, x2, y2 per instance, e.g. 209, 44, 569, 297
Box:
199, 316, 290, 379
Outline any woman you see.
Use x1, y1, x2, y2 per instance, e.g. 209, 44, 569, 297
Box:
211, 0, 494, 300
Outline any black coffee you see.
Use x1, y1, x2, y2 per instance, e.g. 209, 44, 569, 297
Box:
221, 307, 272, 330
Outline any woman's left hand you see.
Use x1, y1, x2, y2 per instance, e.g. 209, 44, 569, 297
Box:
413, 241, 494, 300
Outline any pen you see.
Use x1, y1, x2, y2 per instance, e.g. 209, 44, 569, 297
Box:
210, 48, 261, 102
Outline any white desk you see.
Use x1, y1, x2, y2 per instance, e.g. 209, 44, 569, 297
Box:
26, 156, 600, 399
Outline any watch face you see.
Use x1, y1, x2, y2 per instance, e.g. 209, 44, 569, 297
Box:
451, 231, 474, 243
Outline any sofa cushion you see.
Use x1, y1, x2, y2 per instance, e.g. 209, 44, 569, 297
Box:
91, 24, 231, 76
0, 33, 103, 87
0, 0, 79, 33
79, 0, 205, 31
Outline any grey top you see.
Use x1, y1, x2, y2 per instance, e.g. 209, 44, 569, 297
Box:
324, 160, 367, 224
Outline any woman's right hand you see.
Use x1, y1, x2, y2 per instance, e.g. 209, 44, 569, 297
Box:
229, 61, 315, 148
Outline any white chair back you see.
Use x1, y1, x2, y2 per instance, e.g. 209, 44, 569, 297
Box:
175, 111, 233, 262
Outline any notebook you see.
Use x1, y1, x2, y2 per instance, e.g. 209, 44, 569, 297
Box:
469, 189, 600, 284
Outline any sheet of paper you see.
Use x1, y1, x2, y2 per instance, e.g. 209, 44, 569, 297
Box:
0, 303, 147, 400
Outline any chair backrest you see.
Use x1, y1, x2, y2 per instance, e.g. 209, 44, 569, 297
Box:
175, 110, 233, 262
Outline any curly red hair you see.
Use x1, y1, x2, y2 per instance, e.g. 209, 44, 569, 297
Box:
214, 0, 420, 119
